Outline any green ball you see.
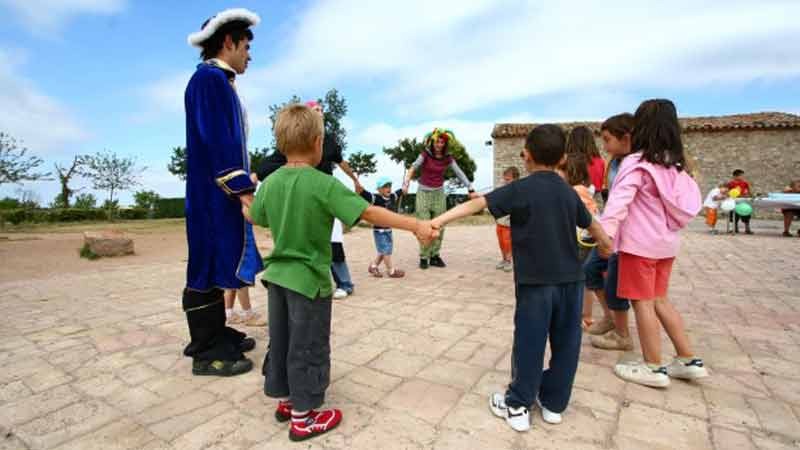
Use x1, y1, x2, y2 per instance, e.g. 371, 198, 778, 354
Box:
734, 202, 753, 217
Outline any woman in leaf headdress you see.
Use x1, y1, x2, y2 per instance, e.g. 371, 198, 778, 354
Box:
402, 128, 476, 269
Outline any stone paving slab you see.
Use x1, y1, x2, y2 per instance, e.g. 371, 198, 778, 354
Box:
1, 223, 799, 449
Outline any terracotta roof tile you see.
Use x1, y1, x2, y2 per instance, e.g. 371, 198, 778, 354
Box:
491, 112, 800, 138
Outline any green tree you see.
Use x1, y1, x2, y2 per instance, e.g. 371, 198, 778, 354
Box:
169, 145, 267, 179
0, 197, 21, 209
382, 137, 476, 190
15, 188, 40, 209
50, 193, 67, 209
0, 132, 50, 185
249, 147, 270, 173
102, 199, 119, 211
133, 190, 160, 211
73, 193, 97, 209
83, 150, 145, 204
347, 151, 377, 177
267, 89, 348, 153
167, 146, 187, 180
53, 155, 87, 208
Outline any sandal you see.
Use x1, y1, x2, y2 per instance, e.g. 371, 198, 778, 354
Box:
581, 318, 593, 331
388, 269, 405, 278
368, 265, 383, 278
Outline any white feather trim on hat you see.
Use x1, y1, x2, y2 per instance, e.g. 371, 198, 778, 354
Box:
187, 8, 260, 48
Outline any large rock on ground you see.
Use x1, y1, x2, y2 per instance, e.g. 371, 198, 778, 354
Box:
83, 231, 134, 257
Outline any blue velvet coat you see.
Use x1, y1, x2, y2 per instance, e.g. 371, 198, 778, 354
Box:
184, 62, 262, 291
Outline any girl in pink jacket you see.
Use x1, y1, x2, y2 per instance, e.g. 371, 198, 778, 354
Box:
599, 99, 708, 388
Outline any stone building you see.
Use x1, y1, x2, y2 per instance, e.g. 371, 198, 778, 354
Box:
491, 112, 800, 197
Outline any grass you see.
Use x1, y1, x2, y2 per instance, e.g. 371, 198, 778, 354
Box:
78, 243, 100, 260
1, 218, 186, 235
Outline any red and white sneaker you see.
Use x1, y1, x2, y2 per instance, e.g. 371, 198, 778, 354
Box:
275, 400, 292, 422
289, 409, 343, 442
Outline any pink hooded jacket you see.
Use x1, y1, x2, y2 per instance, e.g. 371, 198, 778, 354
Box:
599, 152, 701, 259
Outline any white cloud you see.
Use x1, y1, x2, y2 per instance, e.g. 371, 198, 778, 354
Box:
139, 70, 193, 116
0, 48, 89, 155
247, 0, 800, 117
0, 0, 126, 33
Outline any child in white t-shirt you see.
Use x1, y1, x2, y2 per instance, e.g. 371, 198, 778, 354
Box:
703, 183, 729, 235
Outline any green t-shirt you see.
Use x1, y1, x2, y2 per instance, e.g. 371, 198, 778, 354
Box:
250, 166, 369, 299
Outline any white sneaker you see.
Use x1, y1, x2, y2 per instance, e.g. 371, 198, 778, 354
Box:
536, 398, 562, 424
489, 393, 530, 432
666, 358, 709, 380
489, 392, 507, 418
495, 260, 506, 270
333, 289, 348, 300
614, 361, 670, 388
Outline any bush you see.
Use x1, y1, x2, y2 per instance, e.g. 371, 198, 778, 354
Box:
48, 208, 107, 222
134, 190, 160, 212
73, 193, 97, 209
154, 197, 185, 218
0, 208, 107, 224
79, 243, 99, 260
0, 197, 21, 210
117, 208, 148, 220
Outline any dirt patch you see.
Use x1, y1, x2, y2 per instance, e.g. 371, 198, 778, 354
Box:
0, 219, 273, 284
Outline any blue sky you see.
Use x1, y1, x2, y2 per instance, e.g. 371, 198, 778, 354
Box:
1, 0, 799, 205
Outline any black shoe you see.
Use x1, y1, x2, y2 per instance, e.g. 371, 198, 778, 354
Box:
429, 255, 446, 268
419, 258, 429, 269
192, 358, 253, 376
240, 337, 256, 353
745, 229, 753, 235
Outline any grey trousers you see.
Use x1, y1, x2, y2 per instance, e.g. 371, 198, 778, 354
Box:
262, 283, 332, 411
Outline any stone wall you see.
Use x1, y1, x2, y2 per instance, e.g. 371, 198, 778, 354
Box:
493, 129, 800, 198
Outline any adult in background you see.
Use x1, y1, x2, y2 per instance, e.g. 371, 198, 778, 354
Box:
256, 101, 363, 299
182, 8, 263, 376
402, 128, 476, 269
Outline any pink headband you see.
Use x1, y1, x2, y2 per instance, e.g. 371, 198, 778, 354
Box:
305, 100, 320, 109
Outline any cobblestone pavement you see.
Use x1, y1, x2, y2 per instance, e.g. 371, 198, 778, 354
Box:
1, 223, 799, 449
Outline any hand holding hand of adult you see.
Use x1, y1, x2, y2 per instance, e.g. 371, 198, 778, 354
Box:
415, 220, 436, 245
242, 205, 253, 224
240, 193, 254, 209
240, 194, 254, 223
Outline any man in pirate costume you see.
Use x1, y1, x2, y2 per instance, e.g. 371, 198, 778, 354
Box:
402, 128, 476, 269
182, 8, 262, 376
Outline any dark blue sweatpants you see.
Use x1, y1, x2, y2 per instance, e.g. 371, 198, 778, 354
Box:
505, 282, 583, 413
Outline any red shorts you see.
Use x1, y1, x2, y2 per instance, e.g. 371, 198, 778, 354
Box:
617, 252, 675, 300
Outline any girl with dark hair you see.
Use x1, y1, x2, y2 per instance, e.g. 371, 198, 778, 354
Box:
566, 126, 605, 195
599, 99, 708, 388
584, 113, 634, 351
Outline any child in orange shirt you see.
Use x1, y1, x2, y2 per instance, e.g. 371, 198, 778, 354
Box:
558, 153, 598, 329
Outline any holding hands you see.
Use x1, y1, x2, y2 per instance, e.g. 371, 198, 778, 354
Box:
415, 220, 439, 245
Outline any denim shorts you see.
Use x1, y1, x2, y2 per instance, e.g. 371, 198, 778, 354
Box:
373, 229, 393, 255
583, 248, 608, 290
582, 248, 630, 311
